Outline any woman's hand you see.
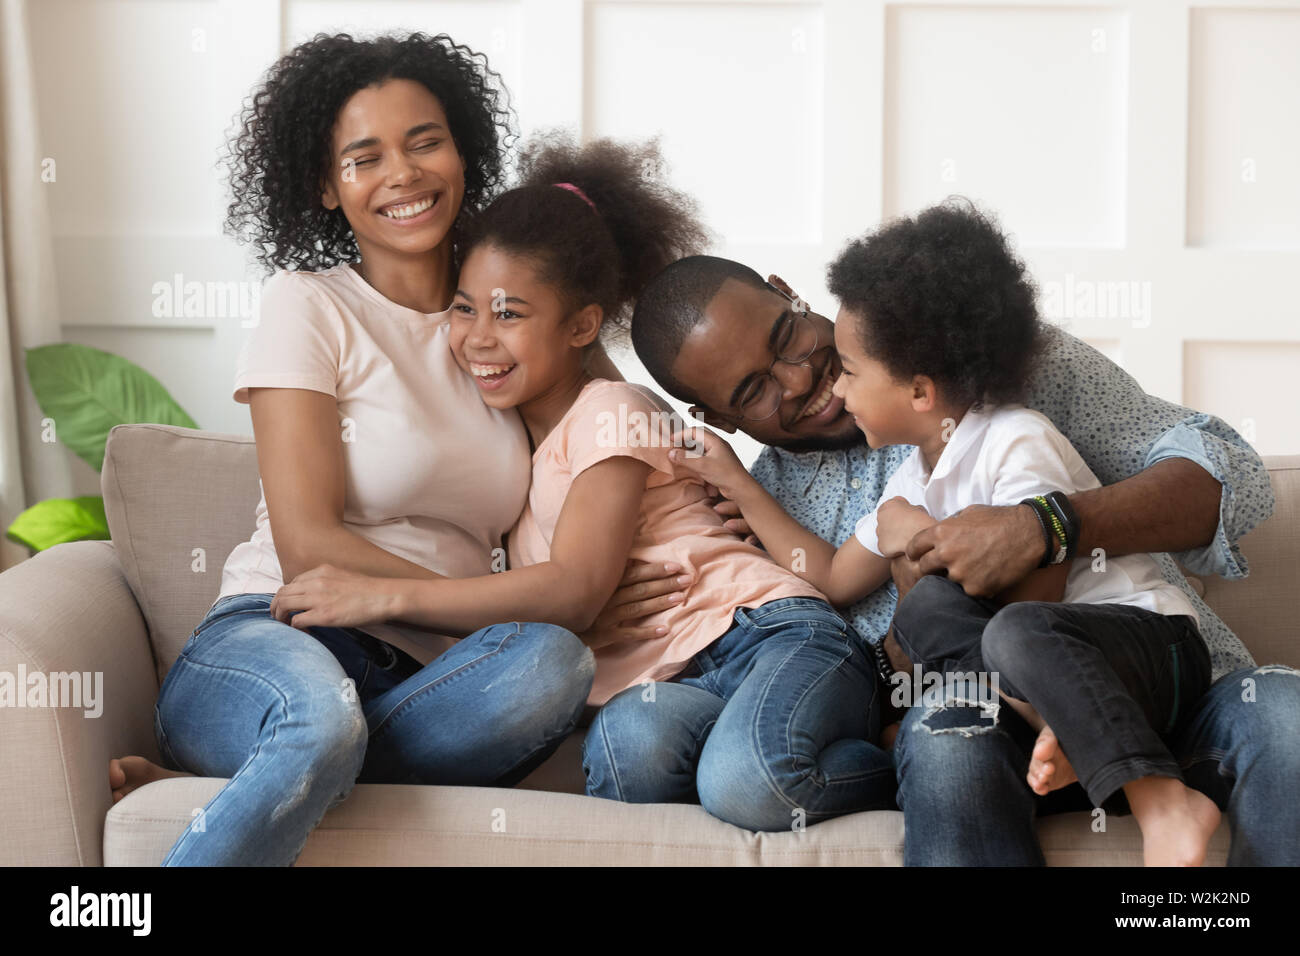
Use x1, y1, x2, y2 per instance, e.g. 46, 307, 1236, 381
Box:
270, 564, 403, 630
876, 496, 937, 557
578, 559, 692, 649
667, 427, 756, 506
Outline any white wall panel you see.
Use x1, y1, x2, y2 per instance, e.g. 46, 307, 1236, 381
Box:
585, 1, 825, 246
1184, 341, 1300, 456
1187, 7, 1300, 250
884, 4, 1129, 249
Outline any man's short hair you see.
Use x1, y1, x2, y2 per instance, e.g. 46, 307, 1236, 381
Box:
631, 255, 769, 403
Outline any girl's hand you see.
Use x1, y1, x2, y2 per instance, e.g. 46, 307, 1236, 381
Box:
876, 496, 937, 557
667, 427, 754, 504
270, 564, 403, 630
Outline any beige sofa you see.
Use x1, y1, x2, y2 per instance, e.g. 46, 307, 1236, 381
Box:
1, 423, 1296, 865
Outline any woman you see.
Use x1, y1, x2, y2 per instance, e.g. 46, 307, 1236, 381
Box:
108, 32, 669, 866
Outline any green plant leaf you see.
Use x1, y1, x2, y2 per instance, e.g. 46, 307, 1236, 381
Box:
25, 343, 198, 472
5, 495, 110, 552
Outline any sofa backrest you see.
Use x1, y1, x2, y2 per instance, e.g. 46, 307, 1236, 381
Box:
1195, 455, 1300, 671
102, 424, 261, 683
101, 424, 1300, 682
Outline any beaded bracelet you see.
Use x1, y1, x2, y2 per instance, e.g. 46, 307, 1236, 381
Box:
1021, 498, 1056, 568
1043, 490, 1081, 560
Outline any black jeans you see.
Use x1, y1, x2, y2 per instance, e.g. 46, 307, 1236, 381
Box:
891, 574, 1211, 808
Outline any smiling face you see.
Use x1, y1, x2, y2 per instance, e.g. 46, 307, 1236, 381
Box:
447, 243, 600, 411
831, 306, 925, 449
321, 78, 467, 261
668, 278, 861, 451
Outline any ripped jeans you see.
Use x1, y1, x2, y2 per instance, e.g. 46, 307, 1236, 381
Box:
154, 592, 594, 866
892, 575, 1300, 865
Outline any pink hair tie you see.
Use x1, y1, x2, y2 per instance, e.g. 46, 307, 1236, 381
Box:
553, 181, 597, 212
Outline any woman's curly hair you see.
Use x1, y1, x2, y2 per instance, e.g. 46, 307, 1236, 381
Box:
464, 131, 711, 337
827, 198, 1045, 410
222, 32, 515, 274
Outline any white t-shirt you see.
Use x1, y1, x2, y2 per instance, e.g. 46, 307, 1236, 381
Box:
218, 263, 533, 664
854, 403, 1198, 624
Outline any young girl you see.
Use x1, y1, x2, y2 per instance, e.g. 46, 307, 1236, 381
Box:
272, 134, 897, 831
672, 200, 1222, 866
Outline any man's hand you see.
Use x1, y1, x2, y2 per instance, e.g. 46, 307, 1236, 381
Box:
578, 559, 692, 650
270, 564, 403, 630
905, 503, 1043, 598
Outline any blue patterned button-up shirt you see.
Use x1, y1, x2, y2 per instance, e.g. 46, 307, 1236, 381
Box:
750, 323, 1271, 683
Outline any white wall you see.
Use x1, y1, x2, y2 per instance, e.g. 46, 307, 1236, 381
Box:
28, 0, 1300, 494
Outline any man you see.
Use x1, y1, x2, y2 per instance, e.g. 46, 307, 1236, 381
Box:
615, 253, 1299, 865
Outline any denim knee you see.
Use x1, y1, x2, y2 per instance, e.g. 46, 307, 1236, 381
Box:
266, 678, 369, 818
1220, 665, 1300, 742
494, 623, 594, 735
981, 602, 1053, 690
582, 687, 690, 802
299, 679, 369, 781
894, 701, 1012, 805
694, 728, 802, 832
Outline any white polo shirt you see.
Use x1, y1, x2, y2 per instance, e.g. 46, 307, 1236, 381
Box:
854, 402, 1199, 623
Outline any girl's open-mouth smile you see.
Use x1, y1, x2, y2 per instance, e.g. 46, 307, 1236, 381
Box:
468, 361, 517, 391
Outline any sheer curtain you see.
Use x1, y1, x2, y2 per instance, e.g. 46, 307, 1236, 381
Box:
0, 0, 74, 572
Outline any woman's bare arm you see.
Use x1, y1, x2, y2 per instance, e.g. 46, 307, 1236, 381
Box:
389, 457, 651, 636
249, 387, 445, 583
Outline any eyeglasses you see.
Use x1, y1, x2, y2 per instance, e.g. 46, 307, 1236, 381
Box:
733, 287, 819, 421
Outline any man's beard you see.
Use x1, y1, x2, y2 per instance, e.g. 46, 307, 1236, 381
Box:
770, 426, 867, 455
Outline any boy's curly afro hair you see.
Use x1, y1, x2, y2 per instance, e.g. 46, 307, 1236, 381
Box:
827, 198, 1046, 411
222, 32, 515, 274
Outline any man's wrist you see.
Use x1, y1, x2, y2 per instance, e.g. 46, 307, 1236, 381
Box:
1016, 501, 1051, 569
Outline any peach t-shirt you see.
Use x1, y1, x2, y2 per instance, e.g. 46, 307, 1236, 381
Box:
507, 379, 827, 705
218, 263, 532, 665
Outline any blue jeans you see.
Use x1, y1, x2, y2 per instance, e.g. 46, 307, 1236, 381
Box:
894, 660, 1300, 865
154, 592, 594, 865
581, 597, 895, 831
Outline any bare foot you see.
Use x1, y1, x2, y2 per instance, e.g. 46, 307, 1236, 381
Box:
1125, 776, 1222, 867
109, 756, 190, 803
880, 720, 901, 750
1027, 725, 1078, 795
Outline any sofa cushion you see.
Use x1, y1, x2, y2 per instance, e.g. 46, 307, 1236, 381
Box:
101, 424, 261, 682
102, 775, 1231, 866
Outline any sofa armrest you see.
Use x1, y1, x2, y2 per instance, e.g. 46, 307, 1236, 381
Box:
0, 540, 158, 865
